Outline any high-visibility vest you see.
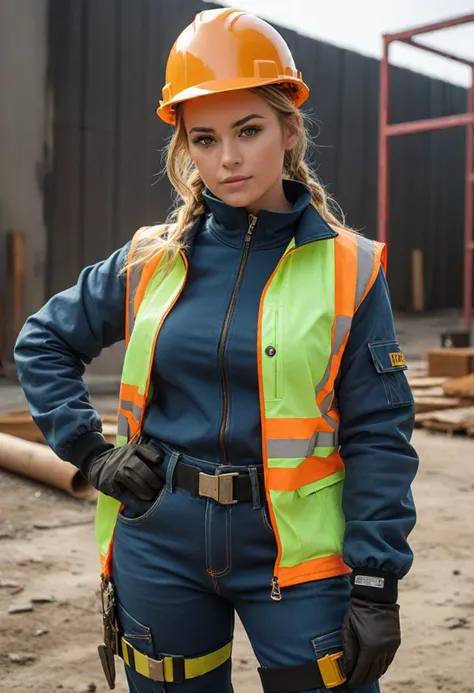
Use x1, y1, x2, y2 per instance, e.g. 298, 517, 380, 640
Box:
95, 223, 386, 593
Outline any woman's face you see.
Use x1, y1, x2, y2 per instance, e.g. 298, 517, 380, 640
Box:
182, 89, 297, 213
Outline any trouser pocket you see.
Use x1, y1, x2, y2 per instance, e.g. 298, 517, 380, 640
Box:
117, 603, 164, 693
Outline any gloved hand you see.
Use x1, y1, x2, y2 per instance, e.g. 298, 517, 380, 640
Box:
85, 443, 165, 501
341, 570, 401, 692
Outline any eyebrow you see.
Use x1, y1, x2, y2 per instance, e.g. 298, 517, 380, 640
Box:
189, 113, 265, 134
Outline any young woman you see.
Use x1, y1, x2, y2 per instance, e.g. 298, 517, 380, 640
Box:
15, 8, 418, 693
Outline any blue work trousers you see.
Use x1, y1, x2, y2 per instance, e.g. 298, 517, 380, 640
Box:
112, 442, 380, 693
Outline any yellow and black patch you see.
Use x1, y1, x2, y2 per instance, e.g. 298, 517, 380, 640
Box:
389, 351, 406, 368
368, 340, 408, 373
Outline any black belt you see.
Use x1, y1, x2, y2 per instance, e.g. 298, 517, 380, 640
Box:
174, 462, 265, 505
258, 652, 347, 691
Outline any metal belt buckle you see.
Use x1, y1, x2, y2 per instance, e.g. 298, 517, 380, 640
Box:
147, 656, 165, 682
317, 652, 347, 689
198, 472, 239, 505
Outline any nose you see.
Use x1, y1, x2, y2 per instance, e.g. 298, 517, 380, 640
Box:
220, 138, 242, 170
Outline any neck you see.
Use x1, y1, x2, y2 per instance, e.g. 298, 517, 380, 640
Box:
246, 180, 292, 215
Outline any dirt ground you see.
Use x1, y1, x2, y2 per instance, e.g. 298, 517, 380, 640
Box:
1, 309, 473, 692
0, 426, 473, 693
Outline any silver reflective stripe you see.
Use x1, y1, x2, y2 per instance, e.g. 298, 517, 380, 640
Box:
315, 361, 330, 398
314, 430, 339, 448
128, 267, 141, 339
333, 315, 352, 355
267, 438, 315, 459
314, 315, 353, 402
120, 399, 142, 421
318, 392, 340, 448
355, 235, 375, 309
117, 413, 130, 439
267, 431, 339, 459
320, 392, 332, 415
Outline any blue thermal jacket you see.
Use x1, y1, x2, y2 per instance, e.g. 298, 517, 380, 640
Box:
14, 180, 418, 580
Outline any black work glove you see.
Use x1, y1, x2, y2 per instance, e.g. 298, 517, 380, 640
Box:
342, 570, 401, 692
85, 442, 165, 502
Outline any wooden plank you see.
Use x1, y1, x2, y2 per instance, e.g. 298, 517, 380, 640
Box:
415, 396, 461, 413
418, 405, 474, 435
412, 386, 445, 398
443, 373, 474, 399
408, 376, 447, 388
427, 348, 474, 378
411, 249, 424, 312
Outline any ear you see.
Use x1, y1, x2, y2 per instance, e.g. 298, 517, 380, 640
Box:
283, 116, 299, 151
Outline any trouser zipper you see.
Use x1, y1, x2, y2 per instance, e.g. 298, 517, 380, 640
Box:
217, 213, 258, 465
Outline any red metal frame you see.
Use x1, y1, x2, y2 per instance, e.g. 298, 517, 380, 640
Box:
377, 13, 474, 331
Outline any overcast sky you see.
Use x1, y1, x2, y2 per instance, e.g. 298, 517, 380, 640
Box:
206, 0, 474, 86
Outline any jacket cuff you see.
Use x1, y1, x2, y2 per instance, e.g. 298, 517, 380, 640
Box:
350, 568, 398, 604
67, 431, 114, 474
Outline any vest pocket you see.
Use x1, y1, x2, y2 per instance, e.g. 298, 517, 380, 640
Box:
274, 472, 345, 568
262, 306, 282, 401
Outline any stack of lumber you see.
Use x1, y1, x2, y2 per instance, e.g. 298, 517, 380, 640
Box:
409, 372, 474, 436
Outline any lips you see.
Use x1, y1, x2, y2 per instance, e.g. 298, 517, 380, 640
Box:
222, 176, 252, 184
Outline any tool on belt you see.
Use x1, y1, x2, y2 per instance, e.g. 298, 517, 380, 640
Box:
97, 576, 233, 689
97, 575, 345, 690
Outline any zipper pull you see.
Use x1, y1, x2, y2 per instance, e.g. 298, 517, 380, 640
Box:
245, 214, 258, 243
271, 576, 282, 601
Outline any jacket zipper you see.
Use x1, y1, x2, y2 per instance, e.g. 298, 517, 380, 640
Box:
217, 213, 258, 464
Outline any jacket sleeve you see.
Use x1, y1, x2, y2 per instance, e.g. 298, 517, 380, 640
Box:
14, 243, 131, 465
336, 267, 418, 586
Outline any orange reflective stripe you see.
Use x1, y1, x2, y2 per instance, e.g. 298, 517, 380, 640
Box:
335, 232, 358, 319
133, 249, 165, 320
315, 232, 357, 417
267, 451, 344, 492
266, 417, 331, 439
278, 555, 351, 588
119, 382, 141, 401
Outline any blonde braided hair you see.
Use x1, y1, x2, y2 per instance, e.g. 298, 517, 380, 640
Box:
124, 85, 350, 272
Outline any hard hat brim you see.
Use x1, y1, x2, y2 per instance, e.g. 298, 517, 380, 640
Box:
156, 76, 310, 125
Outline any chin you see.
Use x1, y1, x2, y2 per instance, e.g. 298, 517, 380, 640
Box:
220, 189, 261, 210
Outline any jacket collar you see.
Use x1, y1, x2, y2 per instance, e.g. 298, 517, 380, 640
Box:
185, 180, 338, 250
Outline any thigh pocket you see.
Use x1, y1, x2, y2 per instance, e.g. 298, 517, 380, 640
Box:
311, 629, 348, 693
117, 603, 163, 692
311, 630, 380, 693
117, 486, 168, 526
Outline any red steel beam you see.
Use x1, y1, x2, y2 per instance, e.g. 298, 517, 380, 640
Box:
384, 13, 474, 43
377, 38, 390, 245
378, 13, 474, 328
400, 38, 474, 68
464, 70, 474, 330
386, 113, 474, 137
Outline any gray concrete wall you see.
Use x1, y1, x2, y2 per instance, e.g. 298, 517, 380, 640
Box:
0, 0, 49, 326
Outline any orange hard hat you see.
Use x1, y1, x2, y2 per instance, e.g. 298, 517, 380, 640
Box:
156, 8, 310, 125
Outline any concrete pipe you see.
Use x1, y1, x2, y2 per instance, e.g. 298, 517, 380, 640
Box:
0, 432, 97, 500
